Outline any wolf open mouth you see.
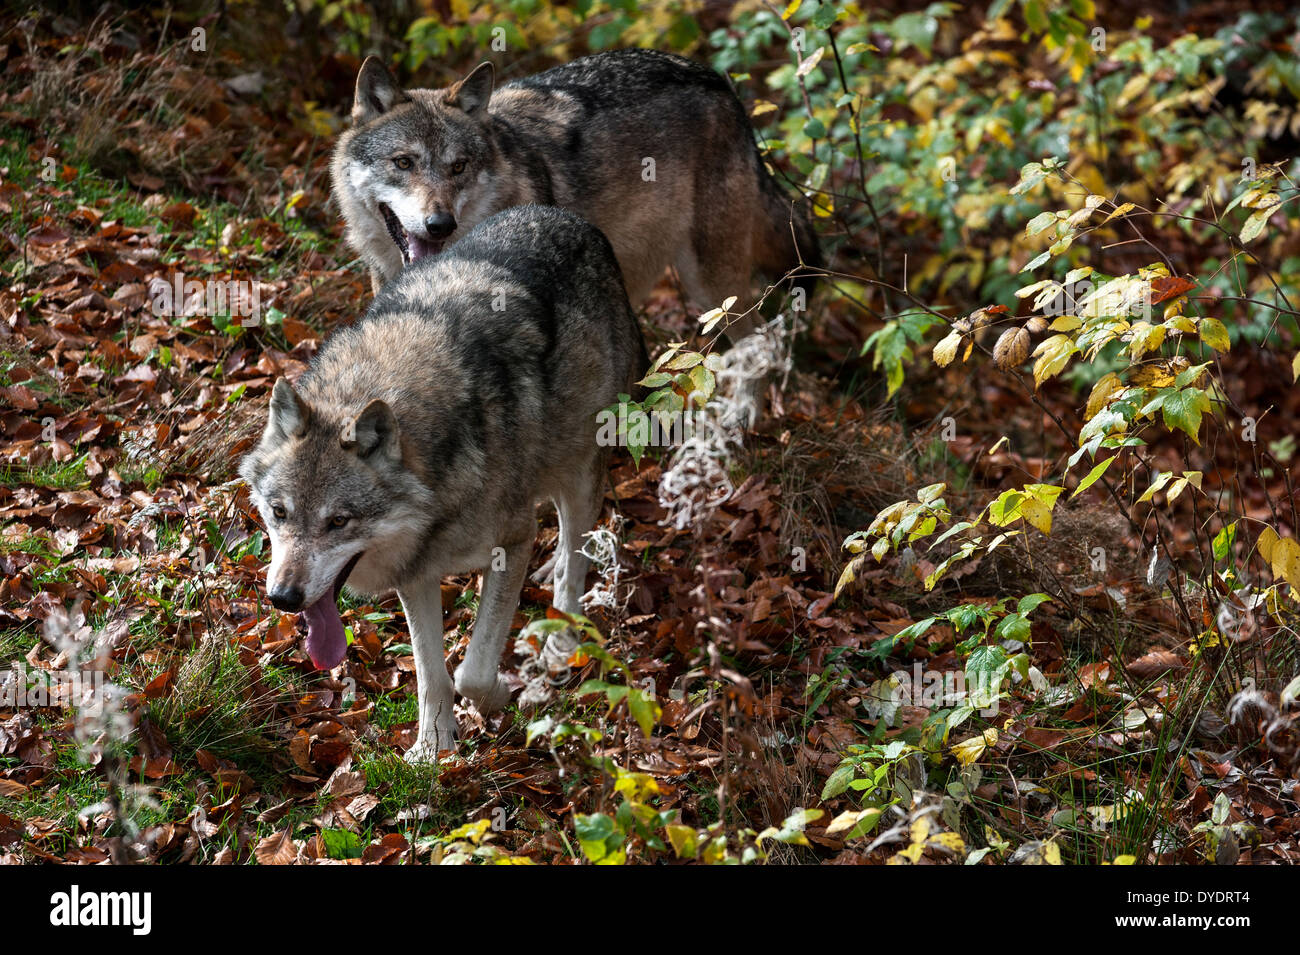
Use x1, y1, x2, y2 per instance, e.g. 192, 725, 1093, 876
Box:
377, 202, 446, 266
301, 552, 363, 670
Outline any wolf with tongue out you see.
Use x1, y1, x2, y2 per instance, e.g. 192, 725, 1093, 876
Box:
238, 205, 645, 762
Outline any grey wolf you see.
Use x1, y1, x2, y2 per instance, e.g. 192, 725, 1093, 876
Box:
330, 48, 819, 335
239, 206, 645, 761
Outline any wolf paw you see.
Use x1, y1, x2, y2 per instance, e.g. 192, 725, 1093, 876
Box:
404, 726, 457, 764
474, 680, 514, 715
530, 550, 559, 585
454, 667, 514, 714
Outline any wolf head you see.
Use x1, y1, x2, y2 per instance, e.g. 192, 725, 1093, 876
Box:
239, 378, 427, 669
338, 57, 498, 265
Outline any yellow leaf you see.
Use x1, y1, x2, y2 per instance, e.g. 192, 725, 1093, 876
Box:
1085, 372, 1123, 421
1270, 536, 1300, 589
1257, 526, 1279, 564
933, 330, 962, 368
930, 831, 966, 853
1019, 495, 1054, 534
1130, 361, 1180, 388
1031, 334, 1076, 388
825, 808, 881, 838
1103, 201, 1137, 222
1138, 470, 1174, 504
833, 554, 864, 599
951, 727, 997, 767
1199, 317, 1230, 353
796, 47, 825, 79
951, 735, 986, 766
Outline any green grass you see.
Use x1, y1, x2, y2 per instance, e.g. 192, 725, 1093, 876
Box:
0, 453, 91, 491
146, 636, 287, 781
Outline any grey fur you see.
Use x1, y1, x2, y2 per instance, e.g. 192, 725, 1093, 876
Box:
330, 49, 820, 335
240, 206, 645, 761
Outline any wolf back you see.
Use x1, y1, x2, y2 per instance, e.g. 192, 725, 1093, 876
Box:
331, 48, 819, 318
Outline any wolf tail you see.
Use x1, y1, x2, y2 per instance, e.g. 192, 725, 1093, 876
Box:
753, 162, 822, 304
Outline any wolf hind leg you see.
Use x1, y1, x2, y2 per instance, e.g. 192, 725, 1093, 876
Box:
454, 534, 532, 714
675, 223, 757, 344
677, 220, 773, 427
552, 453, 605, 617
398, 576, 457, 763
538, 454, 605, 680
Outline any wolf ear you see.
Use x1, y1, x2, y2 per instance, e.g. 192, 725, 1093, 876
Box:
342, 399, 400, 460
352, 56, 408, 125
446, 61, 494, 115
268, 378, 309, 440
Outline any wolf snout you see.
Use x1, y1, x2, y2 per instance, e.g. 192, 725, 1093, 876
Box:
268, 584, 305, 612
423, 211, 456, 239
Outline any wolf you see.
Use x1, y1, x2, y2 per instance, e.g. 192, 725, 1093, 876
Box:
239, 206, 646, 762
330, 48, 819, 337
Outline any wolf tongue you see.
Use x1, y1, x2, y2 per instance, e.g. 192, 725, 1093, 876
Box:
302, 592, 347, 670
407, 233, 443, 262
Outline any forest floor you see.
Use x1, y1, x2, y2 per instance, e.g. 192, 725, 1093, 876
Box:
1, 5, 1298, 865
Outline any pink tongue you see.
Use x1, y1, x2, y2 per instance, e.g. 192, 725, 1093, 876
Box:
302, 592, 347, 670
407, 234, 442, 262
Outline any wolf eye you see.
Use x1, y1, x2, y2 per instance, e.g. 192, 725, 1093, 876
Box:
330, 515, 350, 529
271, 505, 287, 520
393, 156, 413, 170
450, 160, 466, 175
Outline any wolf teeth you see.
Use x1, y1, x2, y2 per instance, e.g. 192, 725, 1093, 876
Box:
377, 202, 410, 265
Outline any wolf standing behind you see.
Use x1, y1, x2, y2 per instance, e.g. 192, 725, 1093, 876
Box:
240, 206, 645, 761
331, 48, 819, 336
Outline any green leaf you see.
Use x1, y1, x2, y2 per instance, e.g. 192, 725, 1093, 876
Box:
665, 824, 699, 859
1161, 388, 1211, 444
319, 828, 364, 860
574, 813, 619, 863
995, 612, 1030, 643
821, 762, 856, 800
966, 645, 1011, 707
627, 688, 661, 738
917, 482, 946, 503
1240, 208, 1271, 243
686, 363, 715, 405
810, 3, 840, 28
1071, 456, 1114, 499
1021, 249, 1052, 272
1211, 792, 1230, 826
1199, 317, 1230, 352
1016, 593, 1053, 614
1212, 522, 1236, 562
1025, 211, 1060, 237
825, 808, 883, 840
